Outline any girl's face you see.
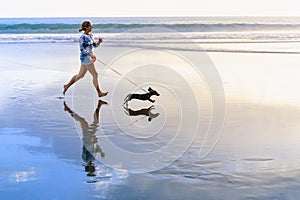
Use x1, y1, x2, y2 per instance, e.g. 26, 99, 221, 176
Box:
86, 24, 93, 33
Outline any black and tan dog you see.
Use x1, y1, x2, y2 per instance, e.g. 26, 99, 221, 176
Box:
123, 87, 160, 105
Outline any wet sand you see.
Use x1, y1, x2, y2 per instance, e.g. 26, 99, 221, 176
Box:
1, 43, 300, 199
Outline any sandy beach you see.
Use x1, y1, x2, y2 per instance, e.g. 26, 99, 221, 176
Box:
0, 39, 300, 199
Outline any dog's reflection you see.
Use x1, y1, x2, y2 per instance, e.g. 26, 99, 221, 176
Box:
64, 100, 107, 177
123, 105, 160, 122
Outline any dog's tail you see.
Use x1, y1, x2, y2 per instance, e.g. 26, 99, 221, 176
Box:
123, 94, 131, 104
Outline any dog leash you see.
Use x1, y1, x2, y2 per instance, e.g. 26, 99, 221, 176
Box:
96, 58, 147, 93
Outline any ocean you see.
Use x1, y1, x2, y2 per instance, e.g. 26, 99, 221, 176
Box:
0, 17, 300, 54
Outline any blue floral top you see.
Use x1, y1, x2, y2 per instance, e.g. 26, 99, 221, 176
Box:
79, 33, 99, 65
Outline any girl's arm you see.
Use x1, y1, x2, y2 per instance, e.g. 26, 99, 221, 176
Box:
91, 34, 103, 47
79, 36, 90, 55
95, 38, 103, 47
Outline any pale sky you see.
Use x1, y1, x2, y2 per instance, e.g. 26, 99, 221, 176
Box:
1, 0, 299, 17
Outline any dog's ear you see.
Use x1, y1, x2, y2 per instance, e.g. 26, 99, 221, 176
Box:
148, 87, 152, 91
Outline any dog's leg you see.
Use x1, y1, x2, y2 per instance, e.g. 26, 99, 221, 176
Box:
123, 106, 129, 115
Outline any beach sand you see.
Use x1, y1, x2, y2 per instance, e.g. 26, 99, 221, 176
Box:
1, 43, 300, 199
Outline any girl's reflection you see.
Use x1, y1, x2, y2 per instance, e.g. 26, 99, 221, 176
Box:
64, 100, 107, 177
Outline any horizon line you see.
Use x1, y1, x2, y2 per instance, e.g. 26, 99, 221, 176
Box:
0, 15, 299, 19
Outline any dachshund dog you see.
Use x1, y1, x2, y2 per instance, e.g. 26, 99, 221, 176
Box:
123, 87, 160, 105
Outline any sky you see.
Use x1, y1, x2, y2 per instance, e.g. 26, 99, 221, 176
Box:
0, 0, 299, 17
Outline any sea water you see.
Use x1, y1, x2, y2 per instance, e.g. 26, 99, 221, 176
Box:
0, 17, 299, 53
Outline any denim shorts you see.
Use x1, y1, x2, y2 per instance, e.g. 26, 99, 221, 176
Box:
80, 55, 93, 65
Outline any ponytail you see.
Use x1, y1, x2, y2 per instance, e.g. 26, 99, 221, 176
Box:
78, 27, 86, 32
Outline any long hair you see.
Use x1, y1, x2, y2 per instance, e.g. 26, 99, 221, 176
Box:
78, 21, 92, 32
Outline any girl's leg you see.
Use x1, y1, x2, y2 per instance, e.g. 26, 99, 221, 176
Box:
63, 65, 87, 95
87, 64, 108, 97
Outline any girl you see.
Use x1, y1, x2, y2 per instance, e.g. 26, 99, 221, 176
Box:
63, 20, 108, 98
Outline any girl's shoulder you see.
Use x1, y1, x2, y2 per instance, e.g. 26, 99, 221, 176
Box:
80, 33, 88, 39
80, 33, 92, 40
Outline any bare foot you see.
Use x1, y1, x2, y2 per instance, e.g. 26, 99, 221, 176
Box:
63, 85, 68, 96
98, 91, 108, 98
97, 99, 108, 107
94, 100, 108, 119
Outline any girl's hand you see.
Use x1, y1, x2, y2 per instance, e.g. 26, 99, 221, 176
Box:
90, 54, 96, 63
95, 38, 103, 47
